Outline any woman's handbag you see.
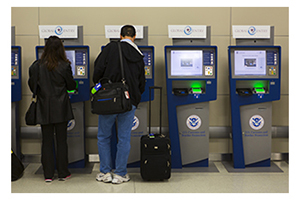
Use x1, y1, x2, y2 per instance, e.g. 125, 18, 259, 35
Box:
91, 42, 132, 115
25, 63, 39, 125
25, 96, 37, 125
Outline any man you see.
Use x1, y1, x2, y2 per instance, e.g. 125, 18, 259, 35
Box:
93, 25, 145, 184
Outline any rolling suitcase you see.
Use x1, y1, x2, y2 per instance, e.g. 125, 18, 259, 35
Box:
140, 86, 171, 181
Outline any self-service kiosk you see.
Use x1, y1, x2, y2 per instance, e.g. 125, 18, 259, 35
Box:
228, 46, 281, 168
36, 45, 90, 168
165, 46, 217, 168
127, 46, 154, 167
11, 46, 22, 158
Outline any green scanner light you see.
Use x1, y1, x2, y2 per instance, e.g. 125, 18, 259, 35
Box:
254, 87, 265, 94
191, 88, 202, 93
253, 82, 264, 88
191, 82, 202, 88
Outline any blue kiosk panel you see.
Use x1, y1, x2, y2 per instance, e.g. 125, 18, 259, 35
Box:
11, 46, 22, 102
36, 45, 90, 168
139, 46, 155, 102
228, 46, 281, 168
165, 46, 217, 168
11, 46, 22, 158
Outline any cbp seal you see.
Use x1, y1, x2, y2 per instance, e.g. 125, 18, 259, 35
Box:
186, 115, 201, 130
131, 116, 139, 131
249, 115, 264, 130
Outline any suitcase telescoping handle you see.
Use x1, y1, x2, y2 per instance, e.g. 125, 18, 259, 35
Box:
148, 86, 162, 135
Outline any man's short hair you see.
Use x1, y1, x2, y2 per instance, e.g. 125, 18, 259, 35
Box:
120, 25, 136, 38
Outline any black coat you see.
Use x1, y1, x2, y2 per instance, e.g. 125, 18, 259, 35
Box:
28, 60, 76, 125
93, 41, 146, 107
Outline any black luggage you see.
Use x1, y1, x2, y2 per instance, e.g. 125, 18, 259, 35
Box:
11, 150, 24, 181
140, 86, 171, 181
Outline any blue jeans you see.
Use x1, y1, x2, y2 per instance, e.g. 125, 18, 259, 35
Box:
97, 105, 136, 176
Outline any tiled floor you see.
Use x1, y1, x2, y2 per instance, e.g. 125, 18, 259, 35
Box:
11, 161, 288, 194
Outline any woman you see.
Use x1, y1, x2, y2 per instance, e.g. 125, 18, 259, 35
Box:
28, 36, 76, 182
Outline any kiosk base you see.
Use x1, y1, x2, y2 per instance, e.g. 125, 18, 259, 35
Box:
177, 102, 209, 166
240, 102, 272, 166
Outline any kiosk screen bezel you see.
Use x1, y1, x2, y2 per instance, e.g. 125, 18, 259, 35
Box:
166, 46, 216, 79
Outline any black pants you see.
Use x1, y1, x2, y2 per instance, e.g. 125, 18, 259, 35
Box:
41, 122, 70, 179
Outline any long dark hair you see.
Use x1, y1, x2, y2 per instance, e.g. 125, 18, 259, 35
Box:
40, 36, 70, 71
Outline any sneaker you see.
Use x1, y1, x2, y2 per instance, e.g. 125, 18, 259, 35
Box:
112, 174, 130, 184
59, 174, 71, 181
96, 172, 112, 183
45, 178, 53, 183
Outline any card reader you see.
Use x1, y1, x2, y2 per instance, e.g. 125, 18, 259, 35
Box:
173, 88, 189, 96
236, 88, 253, 96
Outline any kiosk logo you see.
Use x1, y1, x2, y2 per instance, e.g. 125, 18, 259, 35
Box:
132, 116, 139, 131
249, 115, 264, 130
186, 115, 201, 130
248, 26, 256, 35
184, 26, 193, 35
55, 26, 63, 35
67, 119, 75, 131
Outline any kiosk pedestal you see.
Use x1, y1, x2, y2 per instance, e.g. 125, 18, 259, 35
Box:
165, 45, 217, 168
228, 45, 281, 168
11, 46, 22, 158
177, 102, 209, 166
240, 102, 272, 166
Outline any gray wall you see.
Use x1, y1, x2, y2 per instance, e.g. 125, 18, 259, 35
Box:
11, 7, 289, 155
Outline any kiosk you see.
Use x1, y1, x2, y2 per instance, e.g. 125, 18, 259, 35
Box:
11, 45, 22, 158
127, 45, 154, 167
36, 26, 90, 167
228, 26, 281, 168
165, 26, 217, 168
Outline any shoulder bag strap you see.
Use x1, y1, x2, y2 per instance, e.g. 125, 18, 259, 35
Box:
117, 42, 126, 84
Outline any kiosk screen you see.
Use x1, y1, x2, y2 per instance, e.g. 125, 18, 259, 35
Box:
234, 50, 266, 76
171, 50, 203, 76
66, 50, 76, 76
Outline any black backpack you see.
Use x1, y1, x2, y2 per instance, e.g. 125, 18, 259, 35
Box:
11, 150, 24, 181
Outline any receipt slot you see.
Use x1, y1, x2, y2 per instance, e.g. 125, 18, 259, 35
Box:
36, 46, 90, 168
11, 46, 22, 158
165, 46, 217, 168
228, 46, 281, 168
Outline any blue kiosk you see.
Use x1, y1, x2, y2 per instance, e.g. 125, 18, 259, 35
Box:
36, 26, 90, 168
11, 26, 22, 158
165, 26, 218, 168
11, 45, 22, 158
127, 45, 155, 167
228, 26, 281, 168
